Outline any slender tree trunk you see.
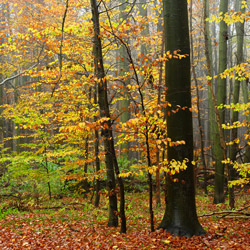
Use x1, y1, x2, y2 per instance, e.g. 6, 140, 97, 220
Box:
90, 0, 126, 233
213, 0, 228, 204
119, 0, 130, 159
12, 76, 20, 153
146, 134, 154, 232
190, 0, 208, 194
204, 0, 214, 170
94, 87, 100, 207
135, 63, 155, 231
155, 0, 164, 207
239, 5, 250, 164
155, 38, 164, 207
229, 0, 245, 208
0, 5, 4, 154
91, 0, 118, 227
159, 0, 205, 237
138, 92, 155, 232
0, 85, 3, 156
138, 0, 154, 230
139, 0, 149, 60
242, 80, 250, 162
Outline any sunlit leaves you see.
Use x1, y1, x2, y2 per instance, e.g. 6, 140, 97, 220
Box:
120, 158, 189, 178
222, 159, 250, 187
207, 10, 249, 25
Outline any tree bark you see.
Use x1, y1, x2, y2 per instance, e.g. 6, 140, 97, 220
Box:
119, 0, 130, 159
213, 0, 228, 204
190, 0, 208, 195
90, 0, 118, 227
159, 0, 205, 237
94, 86, 100, 208
242, 80, 250, 162
228, 0, 245, 209
90, 0, 126, 233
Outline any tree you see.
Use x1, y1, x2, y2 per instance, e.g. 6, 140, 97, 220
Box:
90, 0, 126, 233
118, 0, 130, 159
158, 0, 205, 237
204, 0, 216, 192
190, 0, 208, 195
228, 0, 245, 209
213, 0, 229, 204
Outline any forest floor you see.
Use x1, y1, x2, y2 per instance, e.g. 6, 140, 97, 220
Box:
0, 190, 249, 249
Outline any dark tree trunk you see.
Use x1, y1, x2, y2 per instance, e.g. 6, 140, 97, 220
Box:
159, 0, 205, 237
90, 0, 126, 233
94, 87, 101, 208
90, 0, 118, 227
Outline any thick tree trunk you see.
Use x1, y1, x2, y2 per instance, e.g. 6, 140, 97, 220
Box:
159, 0, 205, 237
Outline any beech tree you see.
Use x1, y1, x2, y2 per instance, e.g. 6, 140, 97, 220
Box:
158, 0, 205, 236
1, 0, 250, 240
90, 0, 126, 233
228, 0, 245, 209
213, 0, 229, 204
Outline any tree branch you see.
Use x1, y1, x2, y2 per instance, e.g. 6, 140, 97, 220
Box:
199, 205, 250, 218
0, 44, 44, 87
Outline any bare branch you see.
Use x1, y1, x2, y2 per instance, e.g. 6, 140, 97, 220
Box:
0, 44, 44, 87
51, 0, 69, 97
199, 205, 250, 218
59, 0, 69, 72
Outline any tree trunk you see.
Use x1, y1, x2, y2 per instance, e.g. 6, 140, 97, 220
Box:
139, 0, 149, 60
94, 86, 100, 207
159, 0, 205, 237
204, 0, 222, 201
213, 0, 228, 204
190, 0, 208, 195
229, 0, 245, 209
90, 0, 118, 227
242, 79, 250, 163
155, 0, 164, 207
119, 0, 130, 159
90, 0, 126, 233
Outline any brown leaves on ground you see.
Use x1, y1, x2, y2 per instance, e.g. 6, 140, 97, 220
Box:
0, 192, 249, 249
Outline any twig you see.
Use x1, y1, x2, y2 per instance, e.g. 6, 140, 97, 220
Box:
51, 0, 69, 97
68, 225, 80, 232
199, 205, 250, 218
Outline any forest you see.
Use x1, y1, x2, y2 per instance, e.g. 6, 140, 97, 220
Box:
0, 0, 250, 249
